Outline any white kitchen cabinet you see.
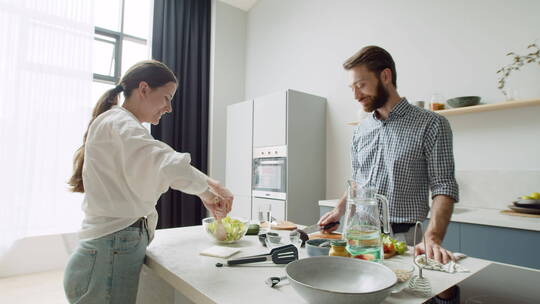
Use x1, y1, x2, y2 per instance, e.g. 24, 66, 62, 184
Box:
225, 100, 253, 219
225, 100, 253, 197
229, 194, 252, 221
226, 89, 326, 225
251, 197, 286, 223
253, 91, 287, 148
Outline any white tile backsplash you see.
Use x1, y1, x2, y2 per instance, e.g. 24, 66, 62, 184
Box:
456, 170, 540, 210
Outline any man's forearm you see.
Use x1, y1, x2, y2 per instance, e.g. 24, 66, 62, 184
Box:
335, 191, 348, 215
425, 195, 454, 243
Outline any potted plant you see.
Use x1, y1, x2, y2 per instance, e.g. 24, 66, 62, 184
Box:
497, 43, 540, 100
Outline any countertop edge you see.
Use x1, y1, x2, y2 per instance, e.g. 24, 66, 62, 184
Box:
144, 254, 216, 304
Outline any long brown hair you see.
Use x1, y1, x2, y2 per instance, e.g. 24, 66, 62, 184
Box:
68, 60, 177, 193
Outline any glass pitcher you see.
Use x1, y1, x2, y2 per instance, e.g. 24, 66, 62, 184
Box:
343, 180, 390, 262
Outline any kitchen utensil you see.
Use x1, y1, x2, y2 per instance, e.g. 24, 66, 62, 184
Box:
342, 180, 389, 262
305, 238, 332, 257
446, 96, 481, 108
226, 244, 298, 266
289, 230, 301, 248
264, 231, 284, 248
508, 205, 540, 215
286, 256, 396, 304
297, 221, 340, 246
258, 233, 267, 247
409, 221, 432, 297
298, 221, 340, 235
265, 276, 288, 288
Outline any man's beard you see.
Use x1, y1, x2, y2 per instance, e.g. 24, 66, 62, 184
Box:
362, 79, 389, 112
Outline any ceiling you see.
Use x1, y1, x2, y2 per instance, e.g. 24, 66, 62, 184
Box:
219, 0, 258, 11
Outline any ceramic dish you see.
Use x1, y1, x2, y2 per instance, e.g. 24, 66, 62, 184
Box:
305, 238, 332, 256
508, 205, 540, 215
516, 198, 540, 206
513, 202, 540, 209
446, 96, 481, 108
286, 256, 396, 304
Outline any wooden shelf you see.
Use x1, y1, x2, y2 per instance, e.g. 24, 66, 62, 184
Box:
435, 98, 540, 116
347, 99, 540, 125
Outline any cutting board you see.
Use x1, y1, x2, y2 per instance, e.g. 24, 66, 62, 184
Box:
260, 221, 298, 230
308, 232, 343, 240
500, 210, 540, 218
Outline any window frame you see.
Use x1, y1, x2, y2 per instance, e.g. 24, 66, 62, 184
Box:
93, 0, 149, 85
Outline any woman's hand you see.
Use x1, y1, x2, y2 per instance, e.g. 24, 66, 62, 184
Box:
198, 178, 233, 219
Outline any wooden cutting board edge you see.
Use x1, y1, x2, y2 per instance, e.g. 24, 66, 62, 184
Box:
500, 209, 540, 218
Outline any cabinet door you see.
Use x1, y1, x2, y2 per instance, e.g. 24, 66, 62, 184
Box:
225, 100, 253, 197
460, 223, 540, 269
253, 91, 287, 148
252, 197, 286, 222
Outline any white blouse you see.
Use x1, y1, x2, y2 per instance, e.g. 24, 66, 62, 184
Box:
79, 105, 208, 242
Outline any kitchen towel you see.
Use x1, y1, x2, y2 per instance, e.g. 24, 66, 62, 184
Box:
200, 246, 240, 258
415, 252, 469, 273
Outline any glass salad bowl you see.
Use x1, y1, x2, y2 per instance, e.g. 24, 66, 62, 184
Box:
202, 216, 249, 243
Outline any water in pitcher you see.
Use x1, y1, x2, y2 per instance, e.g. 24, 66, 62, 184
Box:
345, 224, 383, 262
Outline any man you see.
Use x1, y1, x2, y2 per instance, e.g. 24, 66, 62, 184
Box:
319, 45, 459, 302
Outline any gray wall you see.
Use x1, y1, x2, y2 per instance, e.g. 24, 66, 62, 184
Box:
209, 0, 247, 183
242, 0, 540, 199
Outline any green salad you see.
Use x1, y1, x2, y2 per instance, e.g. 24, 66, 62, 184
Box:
207, 217, 246, 242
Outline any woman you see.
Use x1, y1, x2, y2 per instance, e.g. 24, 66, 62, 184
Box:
64, 60, 233, 303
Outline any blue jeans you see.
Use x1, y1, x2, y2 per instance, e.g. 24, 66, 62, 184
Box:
64, 219, 149, 304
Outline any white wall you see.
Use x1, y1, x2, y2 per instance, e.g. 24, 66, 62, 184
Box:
243, 0, 540, 201
0, 233, 77, 277
209, 0, 247, 183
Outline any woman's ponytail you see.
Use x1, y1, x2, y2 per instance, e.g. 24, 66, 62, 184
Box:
68, 85, 124, 193
68, 60, 177, 193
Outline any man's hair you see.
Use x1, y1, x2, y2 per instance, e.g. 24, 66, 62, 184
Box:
343, 45, 397, 87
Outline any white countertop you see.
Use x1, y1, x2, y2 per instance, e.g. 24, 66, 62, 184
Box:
319, 200, 540, 232
145, 226, 491, 304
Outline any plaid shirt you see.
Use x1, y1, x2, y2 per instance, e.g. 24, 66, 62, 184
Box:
351, 98, 459, 224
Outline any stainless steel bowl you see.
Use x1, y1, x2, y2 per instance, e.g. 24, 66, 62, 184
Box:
286, 256, 396, 304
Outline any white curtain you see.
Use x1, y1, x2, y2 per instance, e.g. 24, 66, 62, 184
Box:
0, 0, 94, 256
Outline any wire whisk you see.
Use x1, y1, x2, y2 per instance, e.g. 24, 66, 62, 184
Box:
408, 221, 432, 297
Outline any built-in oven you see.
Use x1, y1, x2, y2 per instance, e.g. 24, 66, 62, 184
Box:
252, 145, 287, 200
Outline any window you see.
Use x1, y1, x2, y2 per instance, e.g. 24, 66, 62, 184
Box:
92, 0, 152, 103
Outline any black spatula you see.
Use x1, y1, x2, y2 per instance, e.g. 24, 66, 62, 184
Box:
226, 244, 298, 266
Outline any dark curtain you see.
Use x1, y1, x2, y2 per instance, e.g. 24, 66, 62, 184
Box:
151, 0, 211, 228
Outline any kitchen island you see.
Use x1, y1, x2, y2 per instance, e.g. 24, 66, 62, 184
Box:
141, 225, 492, 304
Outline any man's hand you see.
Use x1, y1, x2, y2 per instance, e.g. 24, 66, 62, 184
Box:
419, 194, 456, 264
318, 209, 343, 233
318, 191, 347, 233
414, 237, 455, 264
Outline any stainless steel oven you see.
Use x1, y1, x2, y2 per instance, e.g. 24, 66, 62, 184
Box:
252, 146, 287, 200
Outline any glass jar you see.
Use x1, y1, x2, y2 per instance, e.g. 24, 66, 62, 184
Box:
328, 240, 351, 257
